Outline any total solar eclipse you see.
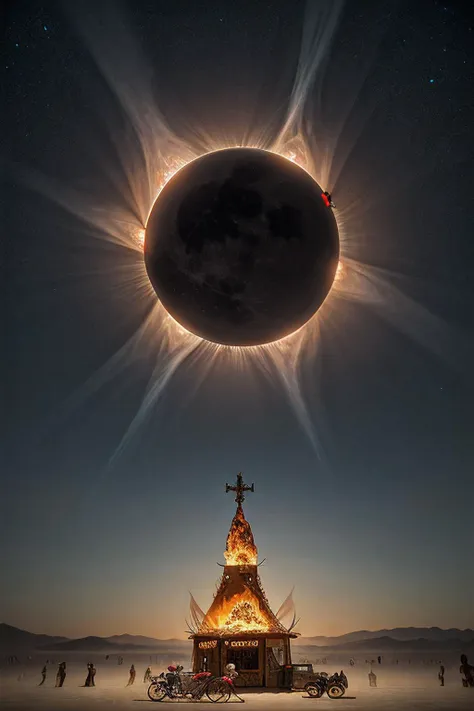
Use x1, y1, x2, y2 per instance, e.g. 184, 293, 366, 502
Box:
145, 148, 339, 346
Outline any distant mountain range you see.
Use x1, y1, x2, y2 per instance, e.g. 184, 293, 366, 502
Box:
0, 623, 69, 653
41, 635, 190, 652
294, 627, 474, 646
106, 634, 186, 648
297, 635, 474, 653
1, 623, 473, 654
0, 624, 190, 654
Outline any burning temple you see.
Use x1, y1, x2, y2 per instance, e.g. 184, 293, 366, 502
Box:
188, 473, 299, 687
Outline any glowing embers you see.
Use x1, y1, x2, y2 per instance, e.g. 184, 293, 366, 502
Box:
222, 598, 270, 633
198, 564, 289, 636
224, 505, 258, 566
202, 587, 274, 634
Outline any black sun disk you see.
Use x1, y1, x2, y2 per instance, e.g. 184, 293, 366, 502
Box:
145, 148, 339, 346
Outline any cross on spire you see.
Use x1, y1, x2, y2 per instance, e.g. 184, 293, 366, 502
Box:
225, 472, 254, 506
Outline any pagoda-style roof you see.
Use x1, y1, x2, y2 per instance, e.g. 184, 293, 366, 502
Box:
188, 474, 298, 639
196, 562, 289, 636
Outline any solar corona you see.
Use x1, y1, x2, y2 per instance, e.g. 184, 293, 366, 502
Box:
145, 148, 339, 347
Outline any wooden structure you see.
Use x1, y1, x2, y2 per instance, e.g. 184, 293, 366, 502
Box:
189, 474, 298, 688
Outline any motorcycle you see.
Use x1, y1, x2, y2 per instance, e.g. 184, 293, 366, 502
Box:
304, 670, 348, 699
147, 664, 238, 703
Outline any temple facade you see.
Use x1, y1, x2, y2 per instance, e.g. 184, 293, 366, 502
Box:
188, 474, 298, 688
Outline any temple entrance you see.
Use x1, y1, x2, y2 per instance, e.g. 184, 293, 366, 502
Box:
221, 639, 264, 686
226, 645, 259, 671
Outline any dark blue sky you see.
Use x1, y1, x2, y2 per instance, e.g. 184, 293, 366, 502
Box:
2, 0, 473, 639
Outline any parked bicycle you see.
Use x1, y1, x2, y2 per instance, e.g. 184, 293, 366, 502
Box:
147, 664, 239, 703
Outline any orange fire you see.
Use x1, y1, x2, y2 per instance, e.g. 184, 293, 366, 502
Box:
204, 588, 273, 634
224, 505, 258, 566
196, 503, 289, 637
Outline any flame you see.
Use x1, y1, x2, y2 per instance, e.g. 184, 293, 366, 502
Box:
204, 587, 273, 634
196, 504, 289, 636
224, 505, 258, 566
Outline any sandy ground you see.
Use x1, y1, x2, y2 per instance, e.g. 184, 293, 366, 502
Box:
1, 652, 472, 711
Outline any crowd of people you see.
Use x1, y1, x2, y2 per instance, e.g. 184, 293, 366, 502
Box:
360, 655, 474, 689
34, 659, 156, 687
32, 654, 474, 690
341, 654, 474, 689
6, 651, 474, 691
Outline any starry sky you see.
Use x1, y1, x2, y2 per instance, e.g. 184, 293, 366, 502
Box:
2, 0, 474, 640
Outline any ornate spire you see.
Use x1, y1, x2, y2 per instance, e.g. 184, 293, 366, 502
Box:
225, 472, 254, 507
223, 472, 257, 565
191, 474, 293, 637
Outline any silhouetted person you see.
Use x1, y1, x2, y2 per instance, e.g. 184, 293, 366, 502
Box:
144, 666, 152, 683
368, 670, 377, 687
84, 662, 96, 687
127, 664, 136, 686
378, 656, 382, 665
460, 654, 474, 687
39, 665, 47, 686
55, 662, 66, 687
438, 664, 445, 686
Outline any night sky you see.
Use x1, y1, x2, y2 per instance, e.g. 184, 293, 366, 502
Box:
2, 0, 474, 640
